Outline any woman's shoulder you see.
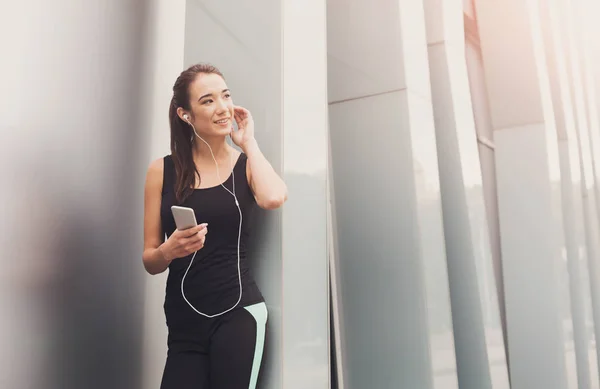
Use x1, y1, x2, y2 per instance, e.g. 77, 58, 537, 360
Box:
145, 155, 174, 183
147, 156, 170, 175
145, 157, 164, 193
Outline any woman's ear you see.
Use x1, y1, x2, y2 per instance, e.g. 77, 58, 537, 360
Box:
177, 107, 190, 123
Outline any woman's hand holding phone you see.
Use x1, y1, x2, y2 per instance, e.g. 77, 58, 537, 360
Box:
159, 223, 208, 262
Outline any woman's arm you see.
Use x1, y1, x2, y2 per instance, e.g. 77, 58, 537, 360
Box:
142, 158, 171, 275
231, 106, 288, 210
244, 139, 288, 210
142, 158, 208, 275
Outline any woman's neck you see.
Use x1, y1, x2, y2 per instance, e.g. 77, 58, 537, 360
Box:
192, 136, 233, 164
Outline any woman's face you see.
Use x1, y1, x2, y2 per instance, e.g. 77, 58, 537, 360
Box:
182, 73, 234, 138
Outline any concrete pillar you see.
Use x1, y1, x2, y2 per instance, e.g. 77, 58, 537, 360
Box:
575, 0, 600, 230
0, 1, 149, 389
138, 1, 186, 388
578, 1, 600, 379
327, 0, 459, 387
540, 0, 600, 387
422, 1, 510, 388
280, 1, 330, 387
474, 0, 576, 387
561, 0, 600, 382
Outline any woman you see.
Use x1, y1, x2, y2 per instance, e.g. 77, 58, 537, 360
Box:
143, 63, 287, 389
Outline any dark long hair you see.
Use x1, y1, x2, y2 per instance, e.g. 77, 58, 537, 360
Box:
169, 63, 225, 204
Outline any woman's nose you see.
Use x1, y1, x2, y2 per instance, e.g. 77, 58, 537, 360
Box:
216, 98, 228, 113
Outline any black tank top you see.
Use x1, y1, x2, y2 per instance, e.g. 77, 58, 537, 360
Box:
160, 153, 264, 328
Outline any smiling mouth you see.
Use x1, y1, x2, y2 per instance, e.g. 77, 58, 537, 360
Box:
215, 118, 229, 124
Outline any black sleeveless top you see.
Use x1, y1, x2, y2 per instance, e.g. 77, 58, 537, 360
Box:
160, 153, 264, 327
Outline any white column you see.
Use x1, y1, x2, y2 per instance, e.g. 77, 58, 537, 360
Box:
541, 0, 599, 387
423, 1, 510, 388
327, 0, 459, 387
562, 0, 600, 383
474, 0, 575, 388
138, 1, 187, 388
281, 0, 330, 387
576, 0, 600, 229
575, 0, 600, 274
1, 1, 151, 388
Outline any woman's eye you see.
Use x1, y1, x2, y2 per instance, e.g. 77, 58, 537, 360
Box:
203, 99, 213, 104
224, 93, 231, 98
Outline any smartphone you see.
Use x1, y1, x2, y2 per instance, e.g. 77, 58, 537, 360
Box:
171, 206, 198, 230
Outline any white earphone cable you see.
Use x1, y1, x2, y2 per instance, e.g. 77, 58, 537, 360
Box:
180, 117, 243, 318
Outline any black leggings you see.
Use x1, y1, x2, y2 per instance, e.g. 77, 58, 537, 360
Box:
160, 302, 268, 389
